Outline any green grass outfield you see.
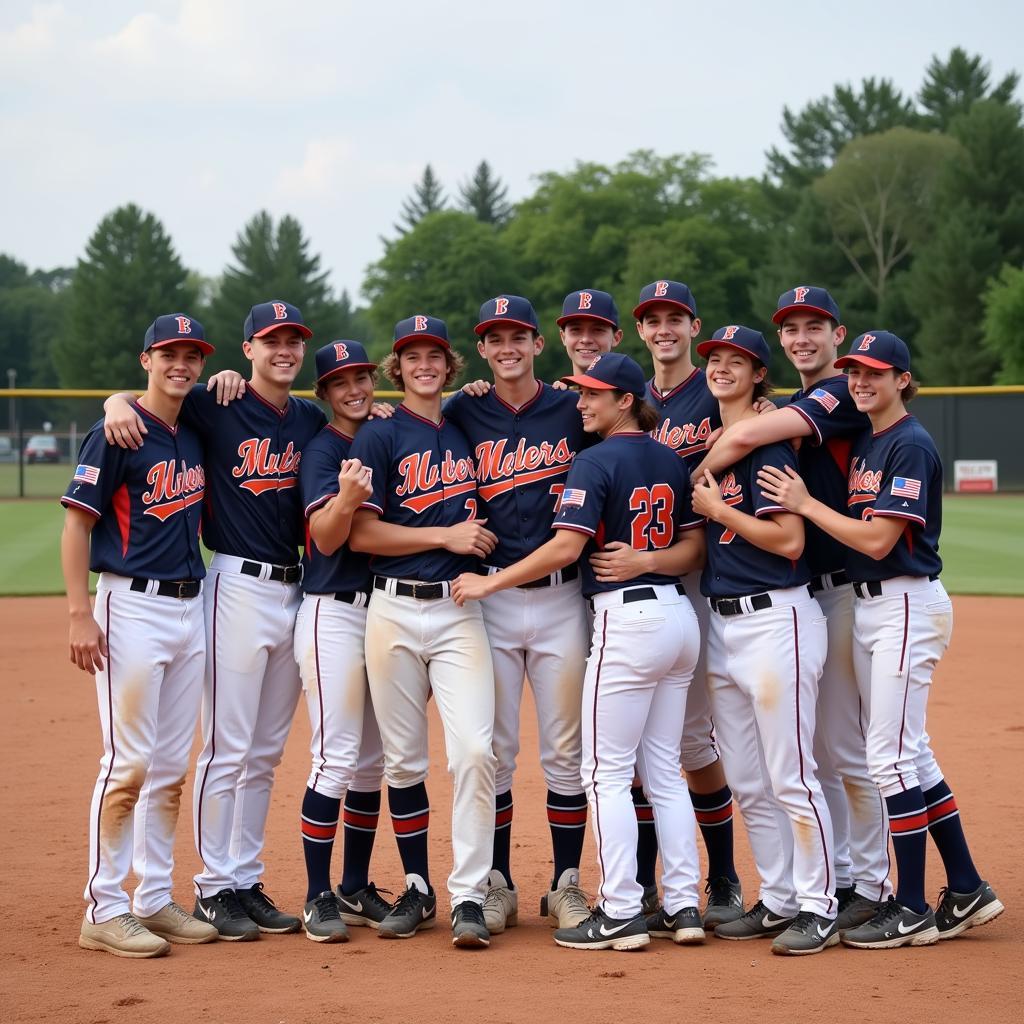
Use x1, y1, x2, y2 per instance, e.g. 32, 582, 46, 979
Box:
1, 493, 1020, 598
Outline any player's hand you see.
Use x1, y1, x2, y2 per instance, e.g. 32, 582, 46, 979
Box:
461, 379, 491, 397
589, 541, 651, 584
451, 572, 494, 606
753, 397, 777, 415
692, 470, 726, 520
551, 380, 569, 391
443, 519, 498, 558
369, 402, 394, 419
757, 464, 811, 514
69, 610, 107, 674
103, 397, 147, 450
336, 458, 373, 511
206, 370, 246, 405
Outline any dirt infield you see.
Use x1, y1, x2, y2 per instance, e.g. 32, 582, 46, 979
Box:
2, 595, 1021, 1024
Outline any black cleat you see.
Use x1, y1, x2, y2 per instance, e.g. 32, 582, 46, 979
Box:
714, 899, 794, 940
235, 883, 301, 934
378, 885, 436, 939
703, 876, 744, 928
336, 882, 394, 929
554, 907, 650, 951
194, 888, 260, 941
451, 900, 490, 948
645, 905, 705, 944
771, 911, 840, 956
934, 881, 1004, 939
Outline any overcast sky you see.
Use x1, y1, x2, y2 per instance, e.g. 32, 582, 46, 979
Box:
2, 1, 1021, 300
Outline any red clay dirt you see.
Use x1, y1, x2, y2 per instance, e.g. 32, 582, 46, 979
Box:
2, 595, 1021, 1023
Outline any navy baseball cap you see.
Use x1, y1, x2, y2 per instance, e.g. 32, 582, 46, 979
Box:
633, 280, 698, 320
835, 331, 911, 373
475, 294, 539, 336
393, 314, 451, 352
143, 313, 214, 355
697, 325, 772, 367
561, 352, 646, 398
773, 285, 841, 326
244, 300, 313, 341
314, 340, 376, 385
557, 289, 620, 329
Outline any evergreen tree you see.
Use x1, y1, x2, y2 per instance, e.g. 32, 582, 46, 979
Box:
458, 161, 511, 225
395, 165, 447, 234
919, 48, 1020, 131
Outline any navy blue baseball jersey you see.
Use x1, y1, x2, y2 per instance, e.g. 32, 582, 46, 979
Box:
647, 368, 721, 469
61, 403, 206, 580
701, 441, 811, 599
845, 414, 943, 582
181, 385, 326, 565
787, 375, 869, 575
552, 432, 701, 597
443, 382, 591, 566
299, 424, 372, 594
349, 404, 481, 583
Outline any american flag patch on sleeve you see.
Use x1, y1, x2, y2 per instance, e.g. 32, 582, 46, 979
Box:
560, 488, 587, 508
809, 388, 839, 412
73, 464, 100, 485
891, 477, 921, 499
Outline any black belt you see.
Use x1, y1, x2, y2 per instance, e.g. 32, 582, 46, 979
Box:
373, 576, 448, 600
810, 570, 849, 593
309, 590, 370, 605
518, 563, 580, 589
710, 584, 814, 617
130, 578, 201, 599
241, 560, 302, 584
852, 575, 938, 599
620, 582, 687, 605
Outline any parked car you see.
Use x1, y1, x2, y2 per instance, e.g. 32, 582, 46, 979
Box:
0, 437, 13, 462
24, 434, 60, 463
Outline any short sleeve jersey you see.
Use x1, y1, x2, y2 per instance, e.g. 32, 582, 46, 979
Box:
298, 424, 372, 594
552, 432, 701, 597
443, 382, 590, 566
181, 385, 326, 565
61, 403, 206, 580
845, 414, 943, 582
701, 441, 811, 598
787, 374, 869, 575
349, 404, 480, 582
647, 369, 721, 470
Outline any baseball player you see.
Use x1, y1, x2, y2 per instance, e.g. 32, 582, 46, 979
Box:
557, 288, 623, 373
293, 340, 392, 942
347, 315, 498, 949
442, 294, 593, 934
64, 314, 218, 957
758, 331, 1004, 949
453, 352, 707, 951
691, 286, 892, 932
591, 280, 741, 928
103, 300, 326, 940
691, 326, 837, 956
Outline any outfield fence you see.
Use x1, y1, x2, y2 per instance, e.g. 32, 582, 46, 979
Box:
2, 386, 1023, 497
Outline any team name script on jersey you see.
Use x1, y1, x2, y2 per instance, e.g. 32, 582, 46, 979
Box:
473, 437, 573, 501
143, 460, 206, 521
232, 439, 301, 495
652, 417, 713, 458
716, 472, 745, 543
396, 450, 477, 513
848, 458, 882, 517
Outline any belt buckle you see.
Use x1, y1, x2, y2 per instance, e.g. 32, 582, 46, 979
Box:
412, 582, 433, 599
175, 581, 188, 599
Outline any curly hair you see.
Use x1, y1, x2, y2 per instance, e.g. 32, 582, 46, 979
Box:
379, 348, 466, 391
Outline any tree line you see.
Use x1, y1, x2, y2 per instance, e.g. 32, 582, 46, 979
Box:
2, 47, 1022, 391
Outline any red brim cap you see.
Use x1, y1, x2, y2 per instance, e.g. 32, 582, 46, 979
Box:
149, 337, 215, 355
834, 354, 896, 370
253, 321, 313, 339
556, 312, 617, 328
695, 340, 760, 362
632, 298, 695, 320
317, 362, 377, 385
559, 373, 617, 390
772, 304, 837, 325
393, 333, 451, 353
475, 317, 537, 336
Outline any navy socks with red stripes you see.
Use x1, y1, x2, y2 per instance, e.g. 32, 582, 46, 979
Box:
547, 789, 587, 887
632, 786, 658, 887
301, 788, 339, 901
388, 782, 430, 885
492, 789, 514, 886
885, 787, 929, 912
923, 779, 982, 894
340, 788, 381, 896
689, 784, 740, 884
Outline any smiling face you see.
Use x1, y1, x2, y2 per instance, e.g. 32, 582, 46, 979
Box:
477, 324, 542, 385
704, 346, 765, 403
321, 367, 375, 431
779, 312, 845, 380
243, 326, 306, 388
141, 342, 205, 400
397, 341, 448, 399
845, 364, 911, 416
575, 386, 634, 436
559, 318, 622, 373
636, 304, 701, 369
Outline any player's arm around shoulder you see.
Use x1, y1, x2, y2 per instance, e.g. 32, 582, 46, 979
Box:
692, 406, 811, 483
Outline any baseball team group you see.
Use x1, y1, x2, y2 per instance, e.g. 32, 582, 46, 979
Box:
60, 279, 1005, 960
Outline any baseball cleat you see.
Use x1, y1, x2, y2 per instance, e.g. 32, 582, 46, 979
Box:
135, 901, 218, 944
554, 907, 650, 951
835, 887, 884, 933
336, 882, 394, 928
235, 883, 301, 934
377, 883, 437, 938
645, 905, 705, 945
194, 888, 260, 941
934, 881, 1004, 939
302, 892, 350, 943
482, 869, 518, 934
702, 876, 744, 928
79, 912, 171, 959
451, 900, 490, 948
714, 900, 794, 940
840, 897, 940, 948
640, 883, 661, 917
770, 912, 840, 956
540, 868, 591, 928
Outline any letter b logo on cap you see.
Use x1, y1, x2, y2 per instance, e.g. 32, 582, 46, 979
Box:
414, 316, 428, 331
333, 342, 349, 361
794, 287, 810, 303
494, 297, 509, 315
175, 316, 192, 334
578, 291, 593, 310
722, 325, 739, 340
857, 333, 877, 351
654, 281, 668, 297
272, 302, 288, 320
